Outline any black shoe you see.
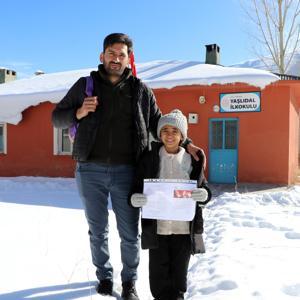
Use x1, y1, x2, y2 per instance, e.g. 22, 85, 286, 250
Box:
96, 279, 113, 296
121, 281, 139, 300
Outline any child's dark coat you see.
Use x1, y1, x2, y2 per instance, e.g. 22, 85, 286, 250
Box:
131, 142, 212, 254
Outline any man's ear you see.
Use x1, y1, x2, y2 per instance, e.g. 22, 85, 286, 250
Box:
100, 52, 104, 63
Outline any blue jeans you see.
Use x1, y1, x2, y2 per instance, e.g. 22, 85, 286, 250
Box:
75, 162, 140, 282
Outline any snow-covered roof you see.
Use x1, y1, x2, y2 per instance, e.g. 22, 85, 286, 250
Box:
0, 60, 279, 124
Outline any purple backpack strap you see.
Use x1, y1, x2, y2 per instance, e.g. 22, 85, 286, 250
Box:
69, 76, 93, 142
85, 75, 93, 97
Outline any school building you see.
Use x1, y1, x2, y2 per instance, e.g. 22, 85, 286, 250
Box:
1, 46, 300, 184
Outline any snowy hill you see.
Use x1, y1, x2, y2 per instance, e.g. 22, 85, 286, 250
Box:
231, 52, 300, 77
0, 177, 300, 299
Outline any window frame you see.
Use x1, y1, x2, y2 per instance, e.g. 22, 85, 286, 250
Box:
53, 127, 73, 155
0, 123, 7, 154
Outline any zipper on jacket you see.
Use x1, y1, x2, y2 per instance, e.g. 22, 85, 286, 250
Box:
133, 86, 142, 162
105, 89, 116, 164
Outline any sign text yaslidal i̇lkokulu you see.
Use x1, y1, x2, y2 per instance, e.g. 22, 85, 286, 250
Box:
220, 92, 261, 112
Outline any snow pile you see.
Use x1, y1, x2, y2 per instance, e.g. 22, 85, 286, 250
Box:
137, 60, 279, 90
0, 60, 279, 124
187, 187, 300, 300
0, 69, 93, 124
0, 177, 299, 299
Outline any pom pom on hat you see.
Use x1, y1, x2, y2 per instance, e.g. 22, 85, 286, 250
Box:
157, 109, 188, 141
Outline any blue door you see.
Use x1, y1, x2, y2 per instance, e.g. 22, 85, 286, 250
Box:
209, 118, 238, 183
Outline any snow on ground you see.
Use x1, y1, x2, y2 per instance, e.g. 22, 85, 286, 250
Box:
0, 177, 299, 300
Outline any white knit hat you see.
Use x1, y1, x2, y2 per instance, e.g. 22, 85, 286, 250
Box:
157, 109, 188, 141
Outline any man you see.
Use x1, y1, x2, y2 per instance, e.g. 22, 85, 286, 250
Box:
52, 33, 201, 300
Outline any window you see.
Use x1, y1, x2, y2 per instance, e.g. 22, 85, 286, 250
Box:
0, 123, 7, 154
225, 120, 238, 149
53, 128, 72, 155
210, 119, 238, 150
211, 120, 223, 149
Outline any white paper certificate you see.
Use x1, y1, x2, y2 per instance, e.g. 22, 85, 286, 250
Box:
142, 179, 197, 221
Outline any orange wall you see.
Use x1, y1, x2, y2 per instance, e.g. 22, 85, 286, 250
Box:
0, 102, 75, 177
288, 86, 300, 183
0, 82, 299, 184
238, 85, 290, 183
154, 82, 297, 184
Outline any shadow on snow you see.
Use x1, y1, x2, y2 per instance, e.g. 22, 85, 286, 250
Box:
0, 281, 122, 300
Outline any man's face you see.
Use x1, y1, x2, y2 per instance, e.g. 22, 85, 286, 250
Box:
100, 43, 130, 78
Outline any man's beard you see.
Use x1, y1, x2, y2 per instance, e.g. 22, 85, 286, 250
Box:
103, 60, 125, 76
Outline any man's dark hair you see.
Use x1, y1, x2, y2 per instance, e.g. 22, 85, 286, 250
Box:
103, 33, 133, 54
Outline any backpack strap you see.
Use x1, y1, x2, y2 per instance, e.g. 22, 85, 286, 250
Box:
85, 75, 94, 97
68, 75, 94, 143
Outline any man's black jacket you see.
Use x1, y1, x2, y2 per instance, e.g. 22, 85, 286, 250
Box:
52, 66, 162, 163
132, 142, 212, 254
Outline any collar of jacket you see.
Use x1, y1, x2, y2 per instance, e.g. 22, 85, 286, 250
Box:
97, 64, 132, 85
150, 141, 204, 168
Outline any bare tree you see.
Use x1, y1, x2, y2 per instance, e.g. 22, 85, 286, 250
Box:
241, 0, 300, 74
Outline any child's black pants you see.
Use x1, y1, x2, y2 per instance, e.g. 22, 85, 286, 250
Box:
149, 234, 191, 300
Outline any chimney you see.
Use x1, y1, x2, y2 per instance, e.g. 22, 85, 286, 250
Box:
205, 44, 220, 65
0, 68, 17, 84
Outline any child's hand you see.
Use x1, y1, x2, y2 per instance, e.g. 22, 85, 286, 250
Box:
191, 188, 208, 206
131, 193, 148, 207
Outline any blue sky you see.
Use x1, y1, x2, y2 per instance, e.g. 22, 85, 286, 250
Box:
0, 0, 254, 78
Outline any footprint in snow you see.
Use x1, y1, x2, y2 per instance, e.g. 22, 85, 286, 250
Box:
285, 232, 300, 239
217, 280, 238, 290
241, 221, 256, 227
199, 280, 238, 295
258, 221, 276, 229
282, 283, 300, 297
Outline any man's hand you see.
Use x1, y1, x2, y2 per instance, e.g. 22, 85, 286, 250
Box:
76, 96, 98, 120
131, 193, 148, 208
186, 143, 206, 168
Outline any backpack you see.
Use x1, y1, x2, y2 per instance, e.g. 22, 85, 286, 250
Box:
68, 76, 94, 143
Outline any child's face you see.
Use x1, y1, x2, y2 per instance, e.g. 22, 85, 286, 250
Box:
160, 125, 183, 153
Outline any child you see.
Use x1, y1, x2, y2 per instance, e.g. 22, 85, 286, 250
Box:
130, 109, 211, 300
